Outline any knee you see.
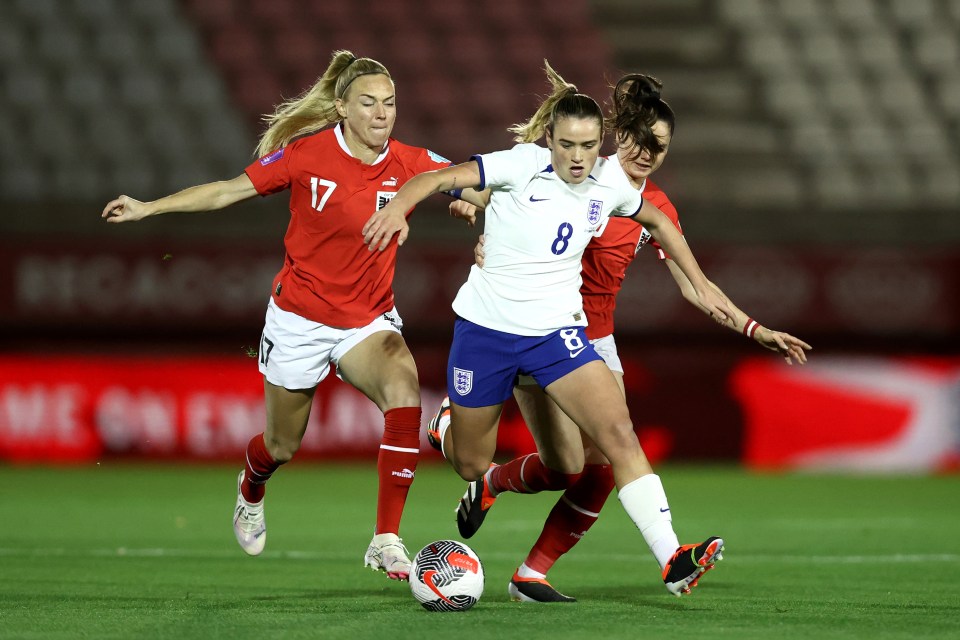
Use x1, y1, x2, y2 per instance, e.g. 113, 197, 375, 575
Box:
380, 379, 421, 411
583, 445, 611, 466
541, 449, 584, 475
453, 457, 490, 482
599, 418, 642, 460
265, 434, 300, 463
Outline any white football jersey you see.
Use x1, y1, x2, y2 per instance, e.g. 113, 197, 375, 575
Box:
451, 143, 645, 335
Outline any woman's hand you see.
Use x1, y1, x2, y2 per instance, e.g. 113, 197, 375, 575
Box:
473, 234, 486, 267
754, 328, 812, 365
363, 200, 409, 251
695, 287, 735, 326
101, 195, 150, 223
449, 200, 478, 227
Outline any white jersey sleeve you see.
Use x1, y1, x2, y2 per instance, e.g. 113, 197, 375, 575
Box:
472, 143, 546, 192
605, 161, 646, 218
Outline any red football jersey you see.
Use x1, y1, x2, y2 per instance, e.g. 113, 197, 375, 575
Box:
581, 178, 682, 340
245, 125, 451, 328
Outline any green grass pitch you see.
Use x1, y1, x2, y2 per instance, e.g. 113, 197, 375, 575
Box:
3, 462, 958, 639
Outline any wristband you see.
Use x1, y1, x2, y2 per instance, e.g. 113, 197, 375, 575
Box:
743, 318, 760, 339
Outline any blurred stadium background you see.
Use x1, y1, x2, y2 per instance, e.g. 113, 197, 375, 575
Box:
1, 0, 958, 471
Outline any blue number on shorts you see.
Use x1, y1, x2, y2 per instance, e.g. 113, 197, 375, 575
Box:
551, 222, 573, 255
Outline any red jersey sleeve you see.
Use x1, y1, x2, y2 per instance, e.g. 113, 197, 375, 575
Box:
644, 180, 682, 260
408, 145, 454, 174
244, 145, 294, 196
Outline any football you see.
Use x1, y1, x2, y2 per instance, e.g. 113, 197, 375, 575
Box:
409, 540, 484, 612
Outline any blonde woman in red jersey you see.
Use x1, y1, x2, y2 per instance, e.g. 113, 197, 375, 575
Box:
444, 74, 812, 602
102, 50, 482, 581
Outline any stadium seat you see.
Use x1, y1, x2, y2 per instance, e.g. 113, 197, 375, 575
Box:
92, 28, 144, 71
910, 27, 959, 74
246, 0, 302, 30
68, 0, 120, 25
0, 21, 29, 65
208, 23, 262, 71
5, 64, 53, 109
35, 23, 88, 70
181, 0, 241, 27
10, 0, 59, 25
62, 67, 109, 111
830, 0, 882, 30
798, 30, 853, 76
150, 23, 208, 70
775, 0, 825, 28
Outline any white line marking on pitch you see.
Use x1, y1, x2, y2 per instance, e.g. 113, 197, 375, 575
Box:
0, 548, 956, 564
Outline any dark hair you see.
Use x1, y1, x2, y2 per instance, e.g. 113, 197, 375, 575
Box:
606, 74, 675, 159
510, 61, 604, 143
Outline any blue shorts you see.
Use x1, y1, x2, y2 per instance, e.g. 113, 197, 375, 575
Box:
447, 317, 603, 407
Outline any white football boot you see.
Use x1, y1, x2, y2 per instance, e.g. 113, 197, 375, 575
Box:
364, 532, 412, 580
233, 471, 266, 556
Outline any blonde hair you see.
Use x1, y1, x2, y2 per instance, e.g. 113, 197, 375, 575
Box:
255, 50, 391, 157
509, 60, 603, 143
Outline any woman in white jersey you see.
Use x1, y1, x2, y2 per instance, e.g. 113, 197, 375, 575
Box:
363, 62, 730, 596
446, 73, 812, 602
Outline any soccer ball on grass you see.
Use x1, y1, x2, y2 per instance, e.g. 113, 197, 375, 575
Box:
409, 539, 484, 612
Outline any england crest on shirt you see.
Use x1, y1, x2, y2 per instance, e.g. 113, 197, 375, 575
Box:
587, 199, 603, 225
453, 367, 473, 396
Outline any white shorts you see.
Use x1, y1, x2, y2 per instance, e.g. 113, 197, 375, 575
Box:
258, 298, 404, 390
517, 333, 622, 385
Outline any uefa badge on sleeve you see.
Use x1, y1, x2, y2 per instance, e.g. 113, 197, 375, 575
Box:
453, 368, 473, 396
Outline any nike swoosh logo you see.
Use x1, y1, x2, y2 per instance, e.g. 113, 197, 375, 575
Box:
529, 195, 549, 202
660, 507, 671, 512
423, 570, 454, 604
569, 346, 587, 358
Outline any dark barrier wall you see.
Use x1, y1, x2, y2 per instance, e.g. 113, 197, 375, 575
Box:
3, 240, 959, 342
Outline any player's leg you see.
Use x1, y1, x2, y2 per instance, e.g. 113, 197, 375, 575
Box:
235, 301, 328, 556
234, 380, 315, 556
427, 396, 502, 480
436, 317, 520, 481
456, 382, 585, 539
336, 317, 421, 581
545, 362, 723, 595
445, 401, 504, 480
487, 382, 585, 497
508, 375, 621, 602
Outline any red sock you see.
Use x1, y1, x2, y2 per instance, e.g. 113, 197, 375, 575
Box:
524, 464, 615, 574
241, 433, 283, 503
376, 406, 421, 535
489, 453, 581, 494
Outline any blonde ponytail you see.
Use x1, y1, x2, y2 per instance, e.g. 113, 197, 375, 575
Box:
508, 60, 580, 143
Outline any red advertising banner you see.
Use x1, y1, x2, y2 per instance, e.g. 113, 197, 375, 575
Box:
0, 354, 535, 464
0, 355, 428, 463
731, 355, 960, 472
2, 353, 958, 471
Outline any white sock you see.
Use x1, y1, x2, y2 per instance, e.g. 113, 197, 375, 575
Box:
484, 466, 500, 497
438, 410, 451, 460
618, 474, 680, 570
516, 562, 546, 580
